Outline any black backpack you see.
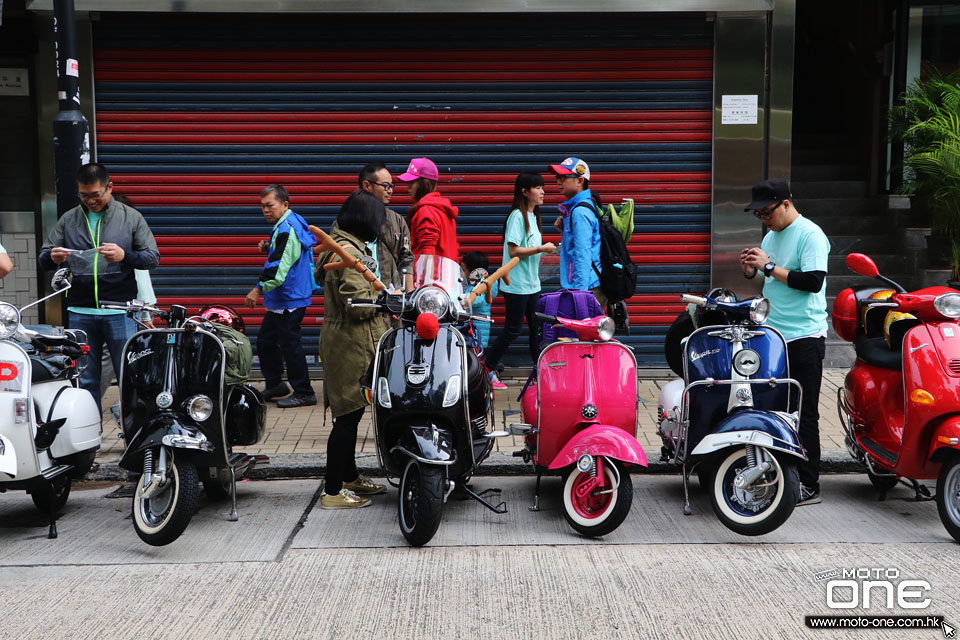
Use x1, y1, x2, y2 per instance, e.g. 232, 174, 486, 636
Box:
578, 202, 637, 304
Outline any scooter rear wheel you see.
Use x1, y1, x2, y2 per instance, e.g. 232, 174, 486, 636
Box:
30, 474, 71, 513
936, 457, 960, 544
709, 447, 799, 536
398, 459, 444, 547
562, 457, 633, 537
132, 456, 199, 546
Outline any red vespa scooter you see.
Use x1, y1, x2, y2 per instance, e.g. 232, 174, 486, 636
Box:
833, 253, 960, 543
510, 313, 648, 537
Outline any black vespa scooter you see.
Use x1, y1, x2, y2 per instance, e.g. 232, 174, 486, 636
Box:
101, 300, 268, 546
334, 251, 517, 546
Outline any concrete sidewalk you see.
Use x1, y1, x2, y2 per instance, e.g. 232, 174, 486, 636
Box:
92, 368, 860, 479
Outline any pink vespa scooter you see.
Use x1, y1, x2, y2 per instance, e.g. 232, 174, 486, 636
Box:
510, 313, 647, 536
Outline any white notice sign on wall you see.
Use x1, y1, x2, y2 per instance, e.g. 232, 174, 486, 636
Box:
721, 94, 758, 125
0, 68, 29, 96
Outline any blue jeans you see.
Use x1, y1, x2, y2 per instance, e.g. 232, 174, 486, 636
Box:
68, 312, 137, 417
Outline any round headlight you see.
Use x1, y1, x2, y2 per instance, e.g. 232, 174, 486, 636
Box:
749, 298, 770, 324
415, 286, 451, 318
185, 394, 214, 422
597, 316, 615, 341
0, 302, 20, 340
934, 293, 960, 318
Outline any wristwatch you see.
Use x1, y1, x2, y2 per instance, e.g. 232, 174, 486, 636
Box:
763, 261, 776, 277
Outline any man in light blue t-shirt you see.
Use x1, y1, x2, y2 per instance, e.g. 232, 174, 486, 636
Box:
0, 242, 12, 279
740, 178, 830, 507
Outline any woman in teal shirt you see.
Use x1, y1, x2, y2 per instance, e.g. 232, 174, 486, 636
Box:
483, 173, 556, 387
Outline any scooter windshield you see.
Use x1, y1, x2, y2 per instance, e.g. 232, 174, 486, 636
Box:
411, 254, 464, 298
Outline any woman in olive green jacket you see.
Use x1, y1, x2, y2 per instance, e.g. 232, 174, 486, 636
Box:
317, 190, 389, 509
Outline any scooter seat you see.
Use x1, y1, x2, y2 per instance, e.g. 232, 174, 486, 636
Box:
854, 335, 902, 371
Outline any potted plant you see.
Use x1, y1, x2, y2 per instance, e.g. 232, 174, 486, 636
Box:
890, 68, 960, 266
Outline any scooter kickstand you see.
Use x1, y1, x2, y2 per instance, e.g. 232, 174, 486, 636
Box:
909, 478, 933, 502
476, 488, 502, 497
228, 466, 239, 522
529, 473, 542, 512
682, 463, 692, 516
44, 480, 58, 539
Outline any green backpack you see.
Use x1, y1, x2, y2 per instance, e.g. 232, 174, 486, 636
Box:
597, 198, 635, 243
212, 322, 253, 385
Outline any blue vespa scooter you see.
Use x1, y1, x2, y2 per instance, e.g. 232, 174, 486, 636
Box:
657, 291, 806, 535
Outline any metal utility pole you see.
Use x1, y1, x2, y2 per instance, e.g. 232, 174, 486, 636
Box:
52, 0, 90, 217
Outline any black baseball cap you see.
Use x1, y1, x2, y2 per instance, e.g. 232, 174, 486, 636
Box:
744, 178, 791, 211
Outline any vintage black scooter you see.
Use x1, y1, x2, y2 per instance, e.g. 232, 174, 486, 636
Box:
101, 300, 268, 546
321, 233, 518, 546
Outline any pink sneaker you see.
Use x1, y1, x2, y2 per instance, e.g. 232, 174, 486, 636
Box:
490, 373, 508, 390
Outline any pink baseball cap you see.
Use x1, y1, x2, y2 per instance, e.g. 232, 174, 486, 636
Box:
397, 157, 439, 182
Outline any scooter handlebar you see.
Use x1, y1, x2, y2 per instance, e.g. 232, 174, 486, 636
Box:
465, 256, 519, 306
534, 312, 559, 325
681, 294, 707, 305
310, 225, 386, 292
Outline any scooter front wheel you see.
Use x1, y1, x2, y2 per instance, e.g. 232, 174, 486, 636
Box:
398, 458, 444, 547
709, 447, 799, 536
562, 457, 633, 537
132, 455, 199, 546
936, 457, 960, 544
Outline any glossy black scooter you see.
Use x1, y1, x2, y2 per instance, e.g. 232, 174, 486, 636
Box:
348, 254, 517, 546
102, 301, 268, 546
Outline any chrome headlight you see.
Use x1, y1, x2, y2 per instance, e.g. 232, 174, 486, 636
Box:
597, 316, 615, 341
185, 394, 214, 422
415, 286, 450, 318
748, 298, 770, 324
442, 374, 461, 408
934, 292, 960, 318
0, 303, 20, 340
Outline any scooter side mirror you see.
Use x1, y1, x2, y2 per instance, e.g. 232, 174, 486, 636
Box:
51, 268, 73, 292
846, 253, 879, 278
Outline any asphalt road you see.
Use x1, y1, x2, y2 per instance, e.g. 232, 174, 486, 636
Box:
0, 474, 957, 640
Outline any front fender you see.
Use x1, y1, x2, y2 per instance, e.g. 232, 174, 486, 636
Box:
928, 415, 960, 463
119, 414, 206, 466
689, 409, 806, 459
547, 424, 648, 470
391, 424, 456, 466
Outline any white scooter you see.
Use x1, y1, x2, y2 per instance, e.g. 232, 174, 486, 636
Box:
0, 268, 102, 538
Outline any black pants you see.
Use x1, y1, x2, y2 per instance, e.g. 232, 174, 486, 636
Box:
484, 291, 541, 370
258, 307, 312, 395
324, 407, 364, 495
787, 336, 826, 491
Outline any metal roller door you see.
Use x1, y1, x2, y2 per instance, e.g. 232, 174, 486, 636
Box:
92, 14, 712, 367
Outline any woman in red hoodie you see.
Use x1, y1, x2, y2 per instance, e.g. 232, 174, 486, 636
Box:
397, 157, 459, 261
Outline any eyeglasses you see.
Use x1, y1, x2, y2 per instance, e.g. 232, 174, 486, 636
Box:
78, 188, 109, 201
368, 181, 395, 191
753, 201, 781, 220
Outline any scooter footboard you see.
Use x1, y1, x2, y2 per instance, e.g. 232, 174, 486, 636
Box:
689, 409, 806, 459
547, 424, 648, 470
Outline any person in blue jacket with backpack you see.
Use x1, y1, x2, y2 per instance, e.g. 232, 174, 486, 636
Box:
245, 184, 318, 408
548, 157, 606, 308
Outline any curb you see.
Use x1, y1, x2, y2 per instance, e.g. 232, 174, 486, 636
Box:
86, 448, 865, 482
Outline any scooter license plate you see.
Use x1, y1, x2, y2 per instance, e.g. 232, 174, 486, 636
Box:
0, 360, 24, 393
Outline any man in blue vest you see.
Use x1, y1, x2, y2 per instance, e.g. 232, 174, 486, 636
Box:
245, 184, 318, 408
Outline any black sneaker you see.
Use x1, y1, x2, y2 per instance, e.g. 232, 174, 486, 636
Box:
262, 382, 292, 401
276, 392, 318, 408
797, 485, 821, 506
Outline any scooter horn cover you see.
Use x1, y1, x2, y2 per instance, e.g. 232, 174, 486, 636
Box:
198, 304, 246, 334
831, 288, 858, 342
